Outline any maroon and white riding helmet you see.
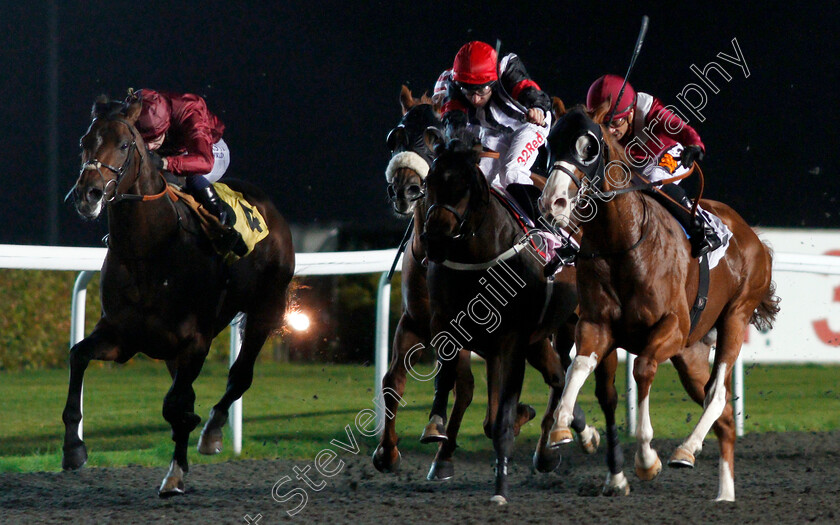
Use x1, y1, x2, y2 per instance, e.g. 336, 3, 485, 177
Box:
586, 74, 637, 120
452, 41, 498, 86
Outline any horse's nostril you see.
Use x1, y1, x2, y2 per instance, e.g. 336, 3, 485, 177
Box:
554, 198, 568, 211
87, 187, 103, 201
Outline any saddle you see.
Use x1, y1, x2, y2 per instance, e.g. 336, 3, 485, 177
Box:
167, 183, 269, 262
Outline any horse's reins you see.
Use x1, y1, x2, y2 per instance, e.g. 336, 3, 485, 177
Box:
81, 117, 171, 204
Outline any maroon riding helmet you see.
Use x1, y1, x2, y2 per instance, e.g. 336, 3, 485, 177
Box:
135, 89, 172, 141
586, 74, 637, 120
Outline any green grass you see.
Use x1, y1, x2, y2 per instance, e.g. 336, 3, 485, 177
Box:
0, 360, 838, 473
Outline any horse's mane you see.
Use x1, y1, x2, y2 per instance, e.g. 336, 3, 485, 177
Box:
91, 95, 127, 120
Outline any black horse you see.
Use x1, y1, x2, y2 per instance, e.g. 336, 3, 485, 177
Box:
421, 133, 598, 503
63, 95, 295, 496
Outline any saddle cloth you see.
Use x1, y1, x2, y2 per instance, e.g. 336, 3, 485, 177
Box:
168, 182, 269, 261
687, 207, 733, 270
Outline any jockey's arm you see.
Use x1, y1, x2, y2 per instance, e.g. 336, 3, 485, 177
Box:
163, 121, 215, 176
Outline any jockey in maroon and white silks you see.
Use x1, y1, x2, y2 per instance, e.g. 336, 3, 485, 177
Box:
587, 74, 705, 185
586, 74, 721, 258
134, 88, 245, 255
440, 41, 552, 203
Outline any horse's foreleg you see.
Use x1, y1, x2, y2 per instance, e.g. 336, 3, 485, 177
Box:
61, 323, 122, 471
428, 349, 474, 481
160, 348, 207, 497
529, 338, 565, 472
549, 320, 610, 447
490, 347, 526, 505
198, 318, 271, 456
595, 351, 629, 496
372, 314, 425, 473
422, 349, 460, 443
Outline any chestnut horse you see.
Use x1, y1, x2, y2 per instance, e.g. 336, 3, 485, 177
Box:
539, 104, 779, 501
422, 132, 599, 504
63, 96, 295, 496
374, 88, 580, 481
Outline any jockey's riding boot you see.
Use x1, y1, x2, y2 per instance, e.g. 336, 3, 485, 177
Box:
197, 186, 248, 257
688, 210, 723, 258
197, 185, 230, 226
505, 183, 542, 225
650, 184, 721, 258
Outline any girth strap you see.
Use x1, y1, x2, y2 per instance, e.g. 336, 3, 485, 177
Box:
689, 253, 710, 334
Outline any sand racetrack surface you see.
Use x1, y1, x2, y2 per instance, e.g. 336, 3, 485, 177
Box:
2, 430, 839, 524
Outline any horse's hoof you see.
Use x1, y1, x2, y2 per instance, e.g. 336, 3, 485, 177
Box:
489, 494, 508, 506
419, 416, 448, 444
668, 447, 696, 469
532, 447, 562, 473
427, 460, 454, 481
513, 404, 537, 436
61, 442, 88, 471
634, 454, 662, 481
197, 427, 224, 455
602, 472, 631, 496
577, 425, 600, 455
548, 427, 573, 448
158, 461, 186, 498
372, 446, 401, 473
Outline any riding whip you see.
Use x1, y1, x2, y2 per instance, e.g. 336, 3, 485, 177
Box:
605, 15, 650, 126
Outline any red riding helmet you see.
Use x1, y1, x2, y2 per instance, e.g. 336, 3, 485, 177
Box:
136, 89, 172, 140
452, 41, 498, 85
586, 74, 637, 120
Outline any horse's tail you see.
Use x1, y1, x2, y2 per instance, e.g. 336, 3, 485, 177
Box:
750, 243, 780, 332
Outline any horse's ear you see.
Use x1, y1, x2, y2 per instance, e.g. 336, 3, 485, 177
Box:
552, 97, 567, 120
419, 91, 433, 106
386, 126, 407, 153
591, 99, 611, 125
400, 85, 415, 115
424, 126, 446, 157
91, 94, 109, 119
125, 98, 142, 124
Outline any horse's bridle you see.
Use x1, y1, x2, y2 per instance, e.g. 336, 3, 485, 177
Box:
422, 154, 492, 241
80, 117, 169, 204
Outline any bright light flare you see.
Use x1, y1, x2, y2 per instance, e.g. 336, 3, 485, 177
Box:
286, 311, 311, 332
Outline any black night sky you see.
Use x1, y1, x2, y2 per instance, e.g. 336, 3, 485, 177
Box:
1, 2, 836, 248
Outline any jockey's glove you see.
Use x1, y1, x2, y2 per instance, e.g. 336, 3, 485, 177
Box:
680, 145, 705, 168
148, 151, 165, 172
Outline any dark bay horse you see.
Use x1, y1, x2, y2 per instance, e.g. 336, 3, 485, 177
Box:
539, 104, 779, 501
63, 96, 295, 496
374, 88, 552, 480
421, 133, 598, 504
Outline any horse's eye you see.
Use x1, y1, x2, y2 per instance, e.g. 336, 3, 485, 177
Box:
120, 142, 129, 151
574, 135, 598, 162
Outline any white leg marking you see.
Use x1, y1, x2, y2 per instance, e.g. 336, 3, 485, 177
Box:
604, 471, 630, 495
636, 393, 658, 467
715, 459, 735, 502
680, 363, 728, 456
553, 354, 598, 428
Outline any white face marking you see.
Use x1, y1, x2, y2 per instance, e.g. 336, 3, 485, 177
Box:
539, 161, 578, 225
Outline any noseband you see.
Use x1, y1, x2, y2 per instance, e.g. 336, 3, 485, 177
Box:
424, 198, 471, 240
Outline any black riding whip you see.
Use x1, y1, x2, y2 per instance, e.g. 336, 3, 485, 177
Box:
604, 15, 650, 126
386, 218, 414, 282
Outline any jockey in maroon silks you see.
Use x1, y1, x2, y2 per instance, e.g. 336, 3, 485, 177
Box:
133, 89, 245, 255
439, 41, 552, 222
587, 74, 722, 257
